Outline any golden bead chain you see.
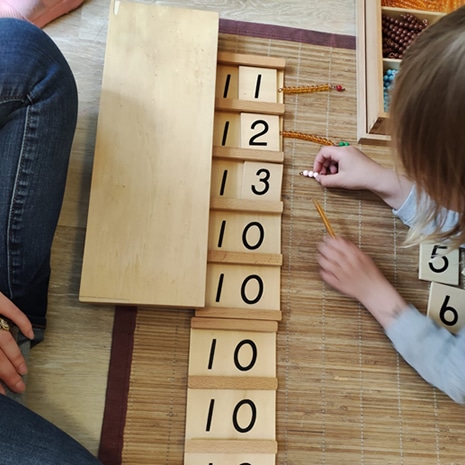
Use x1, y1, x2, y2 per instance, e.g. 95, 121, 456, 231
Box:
381, 0, 462, 12
280, 131, 351, 147
278, 83, 345, 94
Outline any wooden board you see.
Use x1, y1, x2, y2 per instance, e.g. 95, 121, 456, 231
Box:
79, 2, 219, 307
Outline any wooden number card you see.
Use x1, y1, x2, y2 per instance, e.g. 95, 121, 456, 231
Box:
208, 211, 281, 254
238, 66, 278, 103
427, 281, 465, 334
214, 112, 241, 147
210, 160, 283, 201
185, 389, 276, 440
241, 162, 283, 201
216, 65, 239, 99
205, 264, 281, 310
240, 113, 280, 151
185, 452, 276, 465
419, 243, 459, 285
188, 328, 276, 377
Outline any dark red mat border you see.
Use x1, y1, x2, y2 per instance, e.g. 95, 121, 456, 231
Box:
98, 306, 137, 465
219, 18, 356, 49
97, 20, 355, 465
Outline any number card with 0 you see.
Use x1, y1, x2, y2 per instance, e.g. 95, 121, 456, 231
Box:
427, 281, 465, 334
185, 389, 275, 439
208, 211, 281, 254
205, 264, 281, 310
188, 329, 276, 377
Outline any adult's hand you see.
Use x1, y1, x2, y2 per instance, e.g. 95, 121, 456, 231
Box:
0, 292, 34, 394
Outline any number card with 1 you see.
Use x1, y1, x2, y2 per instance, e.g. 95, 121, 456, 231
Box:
214, 112, 240, 147
206, 263, 281, 310
427, 281, 465, 334
238, 66, 278, 103
185, 389, 275, 440
208, 211, 281, 254
216, 65, 239, 99
189, 329, 276, 377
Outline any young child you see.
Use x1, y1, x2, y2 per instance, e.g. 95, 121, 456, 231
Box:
313, 5, 465, 404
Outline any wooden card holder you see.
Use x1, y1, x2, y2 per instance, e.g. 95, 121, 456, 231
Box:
185, 51, 285, 465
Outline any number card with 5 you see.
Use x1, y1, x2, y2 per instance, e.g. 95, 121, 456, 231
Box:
418, 243, 459, 285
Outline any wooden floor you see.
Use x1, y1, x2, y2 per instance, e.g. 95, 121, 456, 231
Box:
25, 0, 355, 456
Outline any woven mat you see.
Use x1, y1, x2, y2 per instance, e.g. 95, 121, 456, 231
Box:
98, 21, 465, 465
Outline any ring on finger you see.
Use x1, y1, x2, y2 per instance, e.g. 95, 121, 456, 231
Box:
0, 317, 10, 331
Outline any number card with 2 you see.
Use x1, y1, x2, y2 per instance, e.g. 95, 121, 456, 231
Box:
427, 281, 465, 334
240, 113, 280, 151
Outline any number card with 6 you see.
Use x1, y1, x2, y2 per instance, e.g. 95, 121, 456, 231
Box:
427, 281, 465, 334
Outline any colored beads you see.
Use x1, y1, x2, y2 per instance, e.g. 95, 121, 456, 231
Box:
300, 170, 319, 178
383, 68, 398, 112
382, 0, 462, 13
281, 131, 336, 146
382, 13, 427, 60
278, 84, 345, 94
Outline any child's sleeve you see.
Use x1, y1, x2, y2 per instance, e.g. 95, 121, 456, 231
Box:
385, 305, 465, 404
393, 186, 460, 232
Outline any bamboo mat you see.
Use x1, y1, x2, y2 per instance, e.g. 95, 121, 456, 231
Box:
98, 21, 465, 465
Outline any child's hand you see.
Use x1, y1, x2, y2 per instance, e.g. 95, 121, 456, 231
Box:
317, 236, 408, 328
313, 145, 413, 210
313, 145, 387, 191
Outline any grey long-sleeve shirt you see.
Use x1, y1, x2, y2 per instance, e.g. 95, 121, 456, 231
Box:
386, 186, 465, 404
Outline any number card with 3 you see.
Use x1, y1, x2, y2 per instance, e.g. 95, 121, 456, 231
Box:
241, 161, 283, 201
427, 281, 465, 334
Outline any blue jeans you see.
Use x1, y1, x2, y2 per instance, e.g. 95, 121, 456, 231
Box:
0, 18, 77, 330
0, 395, 101, 464
0, 19, 101, 465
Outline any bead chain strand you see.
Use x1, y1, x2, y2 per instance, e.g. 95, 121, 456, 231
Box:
281, 131, 350, 147
279, 83, 349, 150
278, 84, 345, 94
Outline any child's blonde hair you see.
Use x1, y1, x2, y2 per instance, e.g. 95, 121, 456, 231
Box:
389, 5, 465, 247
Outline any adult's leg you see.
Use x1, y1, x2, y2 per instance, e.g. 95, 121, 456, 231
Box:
0, 18, 78, 334
0, 394, 102, 464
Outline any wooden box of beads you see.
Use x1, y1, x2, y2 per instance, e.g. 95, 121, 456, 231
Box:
356, 0, 444, 145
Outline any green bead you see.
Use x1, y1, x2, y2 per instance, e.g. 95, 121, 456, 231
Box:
338, 141, 350, 146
